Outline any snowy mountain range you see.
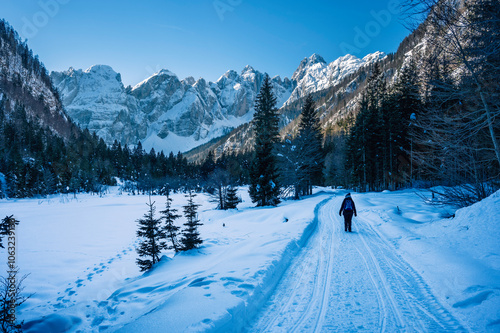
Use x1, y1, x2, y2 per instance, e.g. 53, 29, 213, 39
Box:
51, 52, 384, 153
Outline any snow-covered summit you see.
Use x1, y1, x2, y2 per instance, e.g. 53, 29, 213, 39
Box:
218, 69, 239, 82
285, 51, 386, 106
292, 53, 328, 82
362, 51, 386, 63
50, 64, 137, 144
132, 69, 178, 92
84, 64, 120, 77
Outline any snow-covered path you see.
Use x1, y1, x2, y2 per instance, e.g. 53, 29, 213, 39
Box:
249, 195, 466, 332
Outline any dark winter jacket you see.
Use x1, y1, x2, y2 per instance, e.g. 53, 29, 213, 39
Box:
339, 197, 357, 216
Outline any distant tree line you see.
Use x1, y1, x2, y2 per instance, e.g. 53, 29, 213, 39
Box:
0, 97, 204, 198
0, 91, 255, 199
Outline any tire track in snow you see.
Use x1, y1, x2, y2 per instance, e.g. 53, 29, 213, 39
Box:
352, 239, 388, 332
291, 196, 337, 333
249, 198, 341, 332
355, 215, 467, 332
248, 196, 340, 332
352, 221, 406, 330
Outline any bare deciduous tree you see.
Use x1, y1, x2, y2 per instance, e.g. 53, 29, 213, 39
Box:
404, 0, 500, 204
403, 0, 500, 166
0, 270, 32, 333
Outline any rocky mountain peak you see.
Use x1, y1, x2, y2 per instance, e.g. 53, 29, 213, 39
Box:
309, 53, 327, 65
292, 54, 328, 83
362, 51, 386, 63
285, 51, 386, 106
182, 76, 196, 86
219, 69, 239, 82
241, 65, 256, 74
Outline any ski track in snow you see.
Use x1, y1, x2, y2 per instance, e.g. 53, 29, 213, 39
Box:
249, 196, 466, 332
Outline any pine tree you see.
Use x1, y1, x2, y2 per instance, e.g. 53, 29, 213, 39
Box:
0, 216, 18, 249
369, 63, 388, 189
347, 64, 388, 191
207, 168, 230, 210
136, 197, 166, 271
346, 94, 371, 190
180, 190, 203, 251
390, 60, 422, 187
276, 134, 302, 199
160, 191, 181, 252
249, 74, 281, 206
225, 185, 240, 209
296, 94, 324, 196
200, 150, 216, 181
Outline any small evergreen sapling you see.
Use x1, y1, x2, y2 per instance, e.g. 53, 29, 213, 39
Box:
0, 216, 32, 333
225, 186, 240, 209
136, 197, 166, 271
180, 190, 203, 251
0, 216, 18, 248
160, 191, 181, 253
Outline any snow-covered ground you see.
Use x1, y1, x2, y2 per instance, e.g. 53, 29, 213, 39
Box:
0, 187, 498, 332
251, 190, 500, 332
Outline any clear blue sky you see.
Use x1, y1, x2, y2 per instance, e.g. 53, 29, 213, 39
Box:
0, 0, 410, 86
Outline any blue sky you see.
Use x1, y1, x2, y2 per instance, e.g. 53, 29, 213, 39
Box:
1, 0, 410, 86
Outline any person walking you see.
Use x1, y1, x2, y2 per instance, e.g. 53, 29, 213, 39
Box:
339, 193, 357, 232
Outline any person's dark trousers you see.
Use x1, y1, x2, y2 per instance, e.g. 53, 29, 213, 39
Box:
343, 211, 353, 232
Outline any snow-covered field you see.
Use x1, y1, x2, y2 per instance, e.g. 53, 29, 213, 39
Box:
0, 187, 498, 332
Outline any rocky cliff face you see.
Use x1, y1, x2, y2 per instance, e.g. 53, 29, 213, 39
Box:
51, 65, 140, 144
51, 51, 384, 154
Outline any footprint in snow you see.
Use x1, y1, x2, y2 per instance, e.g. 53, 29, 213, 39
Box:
230, 290, 248, 297
188, 277, 215, 287
453, 290, 494, 308
238, 283, 255, 290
